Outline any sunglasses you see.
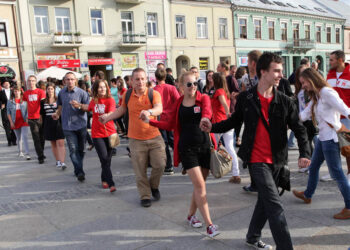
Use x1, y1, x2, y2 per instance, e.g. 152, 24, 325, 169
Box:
186, 82, 198, 88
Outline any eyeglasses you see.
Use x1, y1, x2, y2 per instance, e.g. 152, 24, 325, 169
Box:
186, 82, 198, 88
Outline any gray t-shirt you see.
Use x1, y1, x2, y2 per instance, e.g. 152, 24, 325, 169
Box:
241, 74, 259, 90
57, 86, 90, 131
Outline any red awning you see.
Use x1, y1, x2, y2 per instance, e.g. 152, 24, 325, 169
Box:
37, 59, 80, 69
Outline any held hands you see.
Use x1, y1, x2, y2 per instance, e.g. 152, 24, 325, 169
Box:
52, 113, 59, 120
99, 114, 109, 124
70, 100, 80, 109
199, 117, 212, 132
298, 158, 311, 169
10, 122, 15, 129
139, 110, 150, 123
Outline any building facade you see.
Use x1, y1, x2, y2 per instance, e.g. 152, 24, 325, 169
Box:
17, 0, 170, 81
0, 0, 21, 82
169, 0, 235, 78
231, 0, 345, 78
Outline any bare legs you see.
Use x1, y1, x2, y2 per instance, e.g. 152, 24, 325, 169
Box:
187, 167, 212, 227
50, 139, 66, 163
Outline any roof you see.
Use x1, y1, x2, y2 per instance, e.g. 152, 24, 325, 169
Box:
230, 0, 345, 20
314, 0, 350, 26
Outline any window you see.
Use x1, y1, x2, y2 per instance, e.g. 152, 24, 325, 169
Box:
268, 21, 275, 40
175, 15, 186, 38
281, 22, 287, 41
316, 26, 321, 42
293, 23, 299, 40
147, 13, 158, 37
239, 18, 247, 39
34, 6, 49, 34
336, 27, 340, 44
326, 27, 331, 43
90, 9, 103, 35
0, 23, 8, 47
196, 17, 208, 39
254, 19, 261, 39
121, 12, 133, 34
55, 8, 70, 33
304, 24, 310, 40
219, 18, 228, 39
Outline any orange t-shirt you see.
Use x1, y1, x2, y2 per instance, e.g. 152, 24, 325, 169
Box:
122, 88, 161, 140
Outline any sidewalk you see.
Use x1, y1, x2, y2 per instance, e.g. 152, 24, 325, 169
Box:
0, 125, 349, 250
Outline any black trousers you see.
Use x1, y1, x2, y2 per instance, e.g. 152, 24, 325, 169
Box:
93, 137, 115, 187
247, 163, 293, 250
1, 109, 16, 144
160, 129, 174, 169
28, 119, 45, 159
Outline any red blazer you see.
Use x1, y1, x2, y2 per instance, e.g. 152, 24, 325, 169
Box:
150, 91, 216, 167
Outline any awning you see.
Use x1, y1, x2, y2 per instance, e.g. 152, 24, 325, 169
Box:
36, 66, 82, 80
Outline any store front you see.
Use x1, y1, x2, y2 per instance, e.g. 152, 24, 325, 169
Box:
88, 53, 114, 82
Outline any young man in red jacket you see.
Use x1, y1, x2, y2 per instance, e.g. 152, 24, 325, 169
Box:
327, 50, 350, 183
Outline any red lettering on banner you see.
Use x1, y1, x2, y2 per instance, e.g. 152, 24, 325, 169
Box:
37, 60, 81, 69
88, 59, 115, 65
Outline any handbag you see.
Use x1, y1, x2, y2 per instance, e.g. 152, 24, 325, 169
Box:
209, 135, 233, 178
337, 131, 350, 157
104, 125, 120, 148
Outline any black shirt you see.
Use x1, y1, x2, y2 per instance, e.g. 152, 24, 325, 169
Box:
178, 104, 209, 149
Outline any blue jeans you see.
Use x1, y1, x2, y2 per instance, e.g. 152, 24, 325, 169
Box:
304, 139, 350, 209
64, 128, 87, 176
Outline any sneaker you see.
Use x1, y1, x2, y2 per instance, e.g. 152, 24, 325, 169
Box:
243, 185, 257, 193
246, 240, 272, 249
298, 167, 309, 173
187, 215, 202, 228
110, 186, 116, 193
102, 182, 109, 189
25, 154, 31, 160
18, 152, 24, 158
333, 208, 350, 220
292, 190, 311, 204
140, 199, 151, 207
61, 163, 67, 170
151, 188, 161, 201
38, 158, 44, 164
56, 161, 62, 169
164, 168, 174, 175
77, 173, 85, 182
229, 176, 241, 184
206, 224, 219, 238
321, 174, 333, 182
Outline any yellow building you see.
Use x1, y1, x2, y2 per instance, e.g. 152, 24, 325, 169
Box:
169, 0, 235, 78
0, 0, 21, 82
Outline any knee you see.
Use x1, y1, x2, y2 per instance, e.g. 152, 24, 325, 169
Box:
194, 184, 206, 198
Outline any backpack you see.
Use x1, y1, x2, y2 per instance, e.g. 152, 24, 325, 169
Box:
123, 88, 155, 132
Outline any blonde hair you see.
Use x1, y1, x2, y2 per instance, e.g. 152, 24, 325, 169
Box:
179, 71, 195, 85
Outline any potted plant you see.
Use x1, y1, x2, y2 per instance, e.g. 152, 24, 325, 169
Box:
74, 32, 82, 43
54, 32, 63, 43
63, 32, 73, 43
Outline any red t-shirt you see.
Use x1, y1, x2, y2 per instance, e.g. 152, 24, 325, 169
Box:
211, 88, 231, 123
153, 83, 180, 122
118, 88, 127, 106
23, 88, 46, 119
250, 92, 273, 164
14, 99, 28, 129
88, 98, 116, 138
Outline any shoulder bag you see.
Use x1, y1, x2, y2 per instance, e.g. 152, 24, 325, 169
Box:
209, 134, 233, 178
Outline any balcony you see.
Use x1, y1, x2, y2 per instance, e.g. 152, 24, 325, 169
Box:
51, 33, 83, 47
285, 39, 315, 53
119, 32, 146, 47
115, 0, 144, 3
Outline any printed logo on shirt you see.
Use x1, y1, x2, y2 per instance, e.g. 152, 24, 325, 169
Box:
28, 94, 38, 101
16, 103, 20, 110
194, 106, 201, 113
94, 104, 106, 114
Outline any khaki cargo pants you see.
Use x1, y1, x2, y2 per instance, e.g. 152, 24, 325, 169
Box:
129, 135, 166, 200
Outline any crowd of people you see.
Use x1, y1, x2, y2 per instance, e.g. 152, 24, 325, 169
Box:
1, 49, 350, 249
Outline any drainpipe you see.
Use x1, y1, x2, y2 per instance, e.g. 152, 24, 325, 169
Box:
231, 3, 237, 65
26, 0, 36, 73
72, 0, 80, 71
162, 0, 168, 66
12, 3, 24, 82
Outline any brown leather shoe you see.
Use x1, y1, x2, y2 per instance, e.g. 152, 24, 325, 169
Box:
229, 176, 241, 184
333, 208, 350, 219
292, 190, 311, 204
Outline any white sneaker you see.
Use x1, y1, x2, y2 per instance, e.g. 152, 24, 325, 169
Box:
56, 161, 62, 169
298, 167, 309, 173
246, 240, 272, 249
25, 154, 31, 160
207, 224, 220, 238
187, 215, 202, 228
61, 162, 67, 170
320, 174, 333, 182
18, 152, 24, 158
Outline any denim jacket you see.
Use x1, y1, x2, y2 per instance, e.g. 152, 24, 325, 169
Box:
7, 99, 28, 123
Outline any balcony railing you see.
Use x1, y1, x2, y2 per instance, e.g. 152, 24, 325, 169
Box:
285, 39, 315, 51
52, 33, 82, 47
120, 32, 146, 46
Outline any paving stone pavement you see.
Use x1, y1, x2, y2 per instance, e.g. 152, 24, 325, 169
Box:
0, 124, 349, 250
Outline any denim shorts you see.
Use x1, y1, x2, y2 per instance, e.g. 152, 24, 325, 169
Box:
179, 145, 210, 170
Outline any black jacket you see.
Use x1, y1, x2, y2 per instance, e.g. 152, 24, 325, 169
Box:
277, 78, 293, 97
211, 85, 311, 167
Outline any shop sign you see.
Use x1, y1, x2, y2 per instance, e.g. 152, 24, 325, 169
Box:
199, 58, 209, 70
145, 51, 167, 60
0, 65, 16, 79
37, 59, 81, 69
88, 58, 115, 65
239, 57, 248, 66
121, 54, 138, 70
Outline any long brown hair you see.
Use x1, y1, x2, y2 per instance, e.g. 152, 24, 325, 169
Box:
294, 65, 308, 96
10, 85, 23, 101
299, 68, 331, 125
92, 79, 111, 102
212, 73, 230, 99
44, 82, 57, 104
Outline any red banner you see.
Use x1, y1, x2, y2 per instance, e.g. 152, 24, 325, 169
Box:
88, 58, 115, 65
37, 59, 81, 69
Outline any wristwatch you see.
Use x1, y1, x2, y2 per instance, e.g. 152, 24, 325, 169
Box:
147, 109, 153, 115
78, 104, 82, 109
